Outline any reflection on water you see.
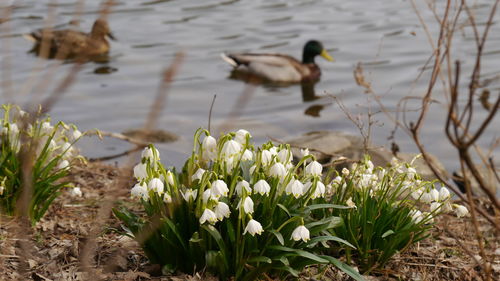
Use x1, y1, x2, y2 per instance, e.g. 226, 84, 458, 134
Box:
301, 82, 329, 118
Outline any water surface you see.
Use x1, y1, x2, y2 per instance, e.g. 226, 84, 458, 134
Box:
1, 0, 499, 172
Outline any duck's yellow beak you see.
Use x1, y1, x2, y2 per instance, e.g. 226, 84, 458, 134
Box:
321, 49, 334, 62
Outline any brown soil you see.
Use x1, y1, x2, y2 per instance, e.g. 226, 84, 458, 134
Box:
0, 162, 498, 281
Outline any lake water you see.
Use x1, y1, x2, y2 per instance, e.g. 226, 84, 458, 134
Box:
1, 0, 499, 172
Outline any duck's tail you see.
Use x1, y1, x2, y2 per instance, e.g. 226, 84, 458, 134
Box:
220, 53, 238, 67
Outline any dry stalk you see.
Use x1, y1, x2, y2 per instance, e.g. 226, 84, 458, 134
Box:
349, 1, 499, 280
383, 1, 499, 280
79, 52, 185, 276
217, 83, 256, 134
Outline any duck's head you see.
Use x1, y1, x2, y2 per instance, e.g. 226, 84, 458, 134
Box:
91, 18, 116, 41
302, 40, 334, 64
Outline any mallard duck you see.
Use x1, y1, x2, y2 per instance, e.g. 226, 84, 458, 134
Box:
24, 18, 115, 58
221, 40, 334, 83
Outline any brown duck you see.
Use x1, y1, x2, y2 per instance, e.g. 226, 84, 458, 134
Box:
221, 40, 334, 83
24, 18, 115, 59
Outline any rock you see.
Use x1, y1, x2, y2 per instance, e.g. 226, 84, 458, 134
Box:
286, 130, 448, 181
287, 131, 361, 162
122, 129, 179, 143
453, 163, 498, 196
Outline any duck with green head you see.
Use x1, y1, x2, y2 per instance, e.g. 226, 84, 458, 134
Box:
221, 40, 334, 83
24, 18, 115, 59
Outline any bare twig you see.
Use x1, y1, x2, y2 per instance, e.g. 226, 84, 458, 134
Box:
208, 94, 217, 134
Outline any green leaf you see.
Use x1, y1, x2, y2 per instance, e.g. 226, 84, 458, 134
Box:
277, 203, 291, 217
189, 232, 203, 243
248, 256, 272, 264
163, 218, 188, 250
321, 255, 365, 281
269, 229, 285, 245
306, 235, 356, 249
268, 246, 328, 263
275, 265, 299, 277
306, 203, 352, 211
382, 230, 395, 238
278, 256, 289, 266
202, 225, 229, 270
306, 216, 343, 230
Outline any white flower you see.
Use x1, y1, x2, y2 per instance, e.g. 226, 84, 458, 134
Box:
234, 129, 251, 144
342, 168, 350, 176
199, 209, 218, 224
420, 191, 432, 203
300, 148, 309, 158
285, 179, 305, 198
269, 146, 278, 155
410, 210, 424, 224
291, 225, 310, 242
221, 140, 241, 158
261, 149, 273, 166
225, 157, 235, 173
454, 204, 469, 218
346, 197, 356, 209
70, 187, 82, 197
241, 149, 253, 161
41, 121, 53, 134
332, 176, 342, 185
141, 146, 159, 160
165, 171, 175, 186
365, 160, 374, 173
312, 181, 326, 198
203, 188, 213, 203
430, 202, 441, 213
411, 189, 423, 200
192, 168, 206, 181
277, 148, 293, 164
235, 180, 252, 196
430, 188, 440, 202
57, 160, 70, 170
182, 189, 198, 201
244, 219, 263, 236
72, 129, 82, 140
202, 135, 217, 161
442, 202, 453, 212
439, 186, 450, 201
61, 142, 72, 153
163, 193, 172, 203
211, 180, 229, 198
0, 184, 4, 195
305, 161, 322, 176
133, 163, 148, 180
238, 197, 254, 214
131, 183, 148, 200
253, 179, 271, 196
214, 201, 231, 220
249, 165, 257, 175
269, 162, 287, 179
358, 174, 372, 188
148, 178, 164, 194
407, 167, 417, 179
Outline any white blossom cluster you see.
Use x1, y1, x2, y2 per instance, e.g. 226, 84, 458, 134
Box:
0, 105, 84, 197
330, 156, 469, 223
129, 129, 323, 242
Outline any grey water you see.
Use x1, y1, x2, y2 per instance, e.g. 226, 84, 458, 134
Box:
1, 0, 499, 173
